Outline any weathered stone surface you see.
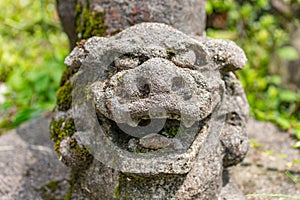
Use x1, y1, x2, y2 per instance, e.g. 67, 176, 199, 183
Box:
92, 0, 206, 35
90, 57, 213, 127
139, 133, 172, 150
220, 72, 249, 167
0, 116, 70, 200
1, 116, 298, 199
50, 22, 249, 199
57, 0, 207, 48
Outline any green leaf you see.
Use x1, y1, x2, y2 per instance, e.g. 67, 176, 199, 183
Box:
279, 90, 298, 102
274, 117, 291, 130
247, 193, 300, 199
293, 141, 300, 149
7, 71, 27, 91
285, 171, 300, 184
266, 75, 281, 86
205, 1, 213, 15
241, 3, 253, 19
35, 76, 50, 93
257, 0, 270, 9
257, 29, 269, 44
254, 110, 267, 120
276, 46, 299, 61
206, 30, 237, 40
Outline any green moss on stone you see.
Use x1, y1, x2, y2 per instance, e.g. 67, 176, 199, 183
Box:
60, 67, 73, 86
71, 137, 92, 163
38, 180, 62, 200
56, 80, 72, 111
50, 118, 76, 142
60, 62, 81, 87
64, 169, 78, 200
49, 117, 65, 142
162, 127, 178, 138
50, 117, 76, 154
50, 115, 92, 166
75, 0, 107, 41
166, 49, 177, 59
44, 181, 60, 192
61, 119, 76, 139
113, 184, 120, 198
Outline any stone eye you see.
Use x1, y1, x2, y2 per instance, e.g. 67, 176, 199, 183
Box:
171, 77, 185, 91
226, 112, 242, 126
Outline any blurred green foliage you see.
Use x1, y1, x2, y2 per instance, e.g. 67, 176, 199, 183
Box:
0, 0, 68, 132
206, 0, 300, 144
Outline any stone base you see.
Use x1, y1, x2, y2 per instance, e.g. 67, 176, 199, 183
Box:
2, 117, 298, 199
0, 116, 244, 199
0, 116, 70, 200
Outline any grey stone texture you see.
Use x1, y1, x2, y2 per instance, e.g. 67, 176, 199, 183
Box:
51, 22, 249, 199
91, 0, 207, 35
56, 0, 206, 48
1, 117, 299, 199
0, 116, 70, 200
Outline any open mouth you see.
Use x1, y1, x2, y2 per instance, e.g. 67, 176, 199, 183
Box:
90, 54, 215, 157
96, 112, 210, 155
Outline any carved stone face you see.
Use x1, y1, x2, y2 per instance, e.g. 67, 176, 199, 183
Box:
53, 23, 248, 177
90, 52, 219, 158
92, 57, 217, 145
92, 57, 213, 127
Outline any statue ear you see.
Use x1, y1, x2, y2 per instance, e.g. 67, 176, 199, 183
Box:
200, 38, 247, 73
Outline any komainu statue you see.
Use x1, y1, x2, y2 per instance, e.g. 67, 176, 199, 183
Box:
50, 23, 249, 199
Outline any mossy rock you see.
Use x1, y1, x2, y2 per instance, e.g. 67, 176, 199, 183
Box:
56, 80, 72, 112
59, 137, 93, 169
75, 0, 107, 41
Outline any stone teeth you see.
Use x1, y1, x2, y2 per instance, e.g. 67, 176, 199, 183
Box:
126, 118, 139, 127
181, 118, 195, 128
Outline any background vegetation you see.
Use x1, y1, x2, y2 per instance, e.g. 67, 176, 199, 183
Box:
0, 0, 299, 147
0, 0, 68, 132
206, 0, 300, 146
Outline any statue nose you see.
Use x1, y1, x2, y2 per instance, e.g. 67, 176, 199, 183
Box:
133, 70, 196, 105
133, 58, 180, 93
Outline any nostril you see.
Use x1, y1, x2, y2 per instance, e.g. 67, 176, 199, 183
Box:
171, 77, 185, 91
137, 79, 150, 98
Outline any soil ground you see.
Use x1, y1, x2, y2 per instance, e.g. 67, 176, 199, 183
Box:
233, 119, 300, 199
